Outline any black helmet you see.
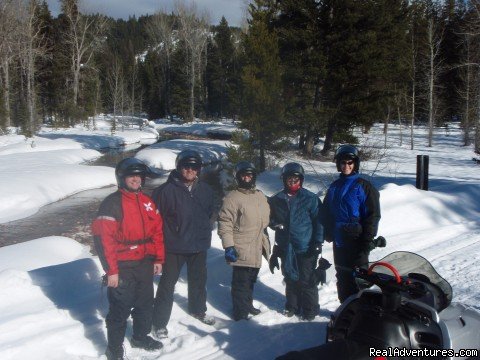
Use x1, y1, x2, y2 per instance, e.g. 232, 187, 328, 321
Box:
234, 161, 256, 189
281, 162, 305, 181
334, 144, 360, 172
115, 157, 148, 189
175, 149, 202, 171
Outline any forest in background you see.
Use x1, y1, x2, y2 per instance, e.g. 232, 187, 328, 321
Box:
1, 0, 480, 169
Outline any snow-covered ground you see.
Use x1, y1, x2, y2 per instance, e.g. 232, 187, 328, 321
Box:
0, 121, 479, 359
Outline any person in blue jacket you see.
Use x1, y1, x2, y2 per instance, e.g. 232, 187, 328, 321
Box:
324, 145, 381, 303
151, 149, 216, 339
268, 163, 324, 321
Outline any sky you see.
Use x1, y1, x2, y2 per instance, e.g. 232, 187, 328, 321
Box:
0, 117, 480, 359
45, 0, 248, 27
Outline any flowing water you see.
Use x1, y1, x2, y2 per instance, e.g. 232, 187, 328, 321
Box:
0, 147, 224, 250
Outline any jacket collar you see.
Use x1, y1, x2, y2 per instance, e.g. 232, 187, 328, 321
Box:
277, 187, 307, 200
339, 172, 359, 182
119, 188, 142, 199
237, 187, 256, 194
168, 170, 199, 191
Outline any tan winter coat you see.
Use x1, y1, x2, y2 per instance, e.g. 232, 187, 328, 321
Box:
217, 188, 271, 268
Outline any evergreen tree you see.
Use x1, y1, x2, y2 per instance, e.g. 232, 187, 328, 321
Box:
241, 0, 284, 171
275, 0, 327, 155
320, 0, 410, 154
439, 0, 465, 123
206, 17, 239, 119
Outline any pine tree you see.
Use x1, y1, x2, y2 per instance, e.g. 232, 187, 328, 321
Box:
206, 17, 238, 119
241, 0, 284, 171
320, 0, 410, 154
35, 1, 55, 123
275, 0, 327, 155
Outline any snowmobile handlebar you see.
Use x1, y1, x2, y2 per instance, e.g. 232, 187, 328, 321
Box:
355, 262, 417, 295
367, 261, 402, 284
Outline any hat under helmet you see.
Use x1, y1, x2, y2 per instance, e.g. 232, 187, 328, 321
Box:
175, 149, 202, 171
281, 162, 305, 187
234, 161, 256, 189
334, 144, 360, 172
115, 157, 148, 189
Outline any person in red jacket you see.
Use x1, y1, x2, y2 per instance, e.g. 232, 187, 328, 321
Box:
92, 158, 164, 360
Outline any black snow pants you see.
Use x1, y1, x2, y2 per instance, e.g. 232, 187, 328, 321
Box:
333, 244, 369, 303
231, 266, 260, 320
282, 251, 319, 317
153, 251, 207, 328
106, 258, 154, 349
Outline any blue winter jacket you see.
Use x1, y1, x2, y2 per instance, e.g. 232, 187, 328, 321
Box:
152, 170, 214, 253
324, 173, 380, 249
269, 188, 324, 280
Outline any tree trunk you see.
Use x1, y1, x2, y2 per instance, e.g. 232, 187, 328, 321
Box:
26, 44, 36, 135
2, 61, 11, 128
303, 129, 315, 156
73, 58, 80, 106
322, 116, 336, 156
259, 132, 266, 172
189, 52, 195, 121
428, 38, 434, 148
410, 82, 415, 151
384, 105, 390, 149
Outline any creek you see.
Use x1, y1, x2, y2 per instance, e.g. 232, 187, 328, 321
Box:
0, 146, 224, 250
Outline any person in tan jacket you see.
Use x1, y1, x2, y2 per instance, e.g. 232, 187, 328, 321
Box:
217, 161, 271, 321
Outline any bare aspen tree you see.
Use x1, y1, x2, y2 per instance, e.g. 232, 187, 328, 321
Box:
107, 59, 125, 136
408, 9, 420, 151
147, 11, 176, 118
175, 1, 210, 121
425, 14, 444, 148
465, 1, 480, 153
18, 0, 49, 136
129, 60, 137, 117
456, 31, 478, 146
61, 0, 107, 107
0, 0, 19, 129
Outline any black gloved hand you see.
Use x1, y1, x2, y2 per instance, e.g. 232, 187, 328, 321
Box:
269, 245, 281, 274
269, 256, 279, 274
315, 257, 331, 285
225, 246, 238, 262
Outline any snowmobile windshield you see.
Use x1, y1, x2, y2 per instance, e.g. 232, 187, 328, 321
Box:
369, 251, 452, 309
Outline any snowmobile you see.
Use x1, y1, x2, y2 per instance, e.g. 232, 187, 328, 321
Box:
279, 251, 480, 360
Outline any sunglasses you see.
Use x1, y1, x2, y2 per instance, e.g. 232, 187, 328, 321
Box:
286, 176, 300, 183
340, 160, 354, 166
182, 164, 200, 171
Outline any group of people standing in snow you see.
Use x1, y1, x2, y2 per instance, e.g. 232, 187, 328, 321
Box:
92, 145, 381, 360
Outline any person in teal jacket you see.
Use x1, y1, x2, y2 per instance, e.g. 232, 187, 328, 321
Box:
268, 163, 324, 321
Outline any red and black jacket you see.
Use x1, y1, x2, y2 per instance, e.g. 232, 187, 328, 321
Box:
92, 189, 164, 275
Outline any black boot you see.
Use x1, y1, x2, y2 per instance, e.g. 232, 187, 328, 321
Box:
249, 306, 261, 316
105, 346, 124, 360
130, 335, 163, 351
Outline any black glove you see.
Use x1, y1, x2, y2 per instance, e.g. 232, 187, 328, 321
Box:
269, 245, 281, 274
315, 257, 331, 285
225, 246, 238, 262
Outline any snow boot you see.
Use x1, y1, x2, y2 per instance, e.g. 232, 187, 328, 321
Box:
249, 306, 261, 316
105, 346, 124, 360
130, 335, 163, 351
191, 312, 216, 325
152, 326, 168, 339
283, 309, 295, 318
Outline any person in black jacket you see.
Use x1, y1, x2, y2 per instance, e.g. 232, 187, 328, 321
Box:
324, 145, 381, 303
151, 149, 215, 339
